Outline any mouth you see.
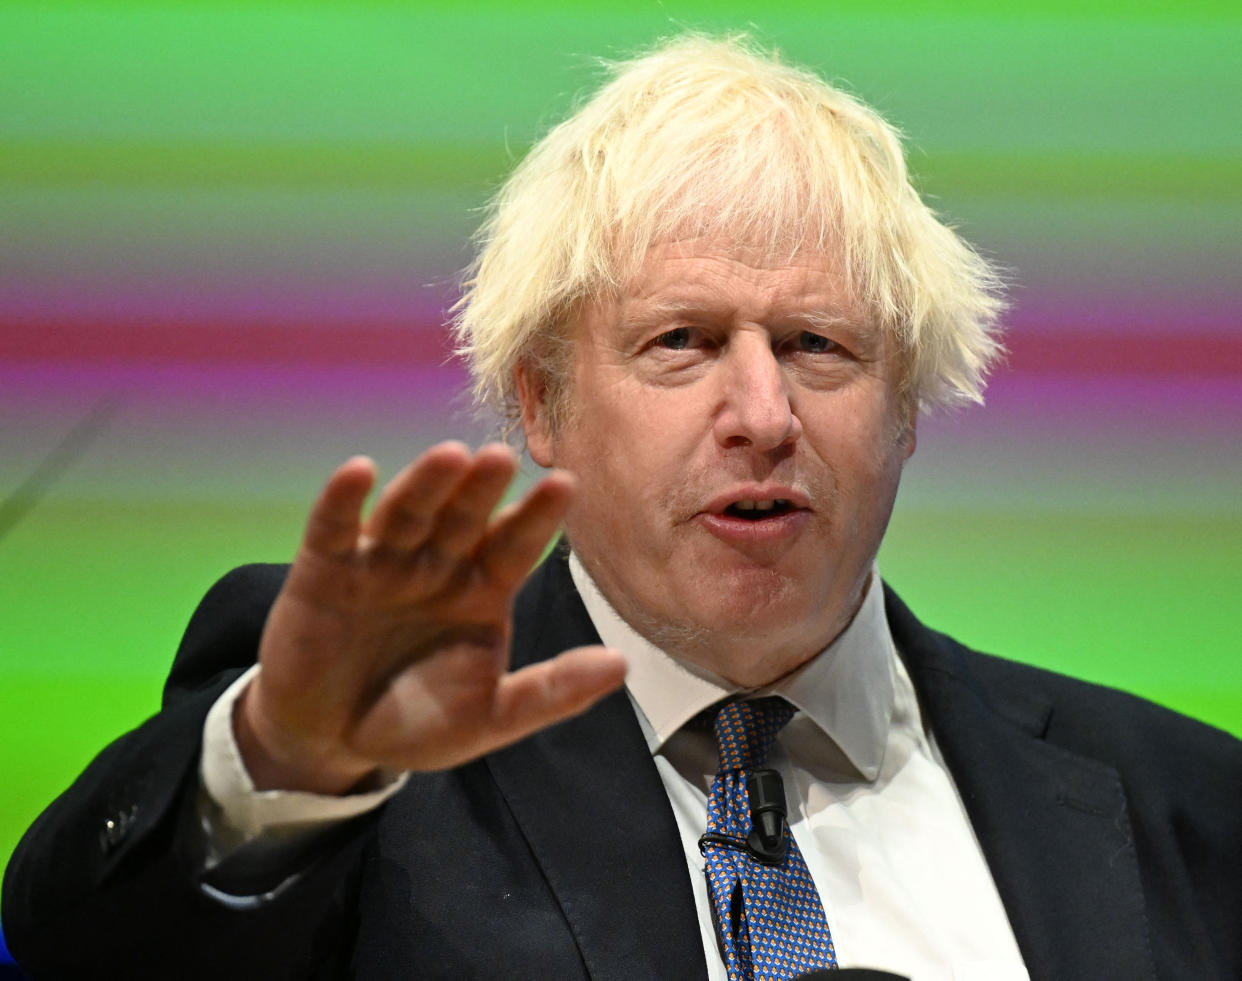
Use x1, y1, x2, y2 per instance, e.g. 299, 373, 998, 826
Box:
721, 499, 797, 521
696, 488, 811, 546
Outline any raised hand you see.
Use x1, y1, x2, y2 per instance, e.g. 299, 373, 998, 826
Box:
234, 442, 627, 795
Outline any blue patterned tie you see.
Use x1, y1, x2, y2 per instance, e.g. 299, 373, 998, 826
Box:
701, 698, 838, 980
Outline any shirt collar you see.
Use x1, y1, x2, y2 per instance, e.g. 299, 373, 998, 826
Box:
568, 553, 895, 781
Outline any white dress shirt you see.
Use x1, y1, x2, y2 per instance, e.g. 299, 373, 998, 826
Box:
570, 555, 1029, 981
202, 560, 1029, 979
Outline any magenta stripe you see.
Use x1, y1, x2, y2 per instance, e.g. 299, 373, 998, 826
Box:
1, 320, 454, 367
2, 320, 1240, 379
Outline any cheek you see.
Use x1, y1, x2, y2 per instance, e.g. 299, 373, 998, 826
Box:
560, 418, 691, 556
805, 397, 907, 487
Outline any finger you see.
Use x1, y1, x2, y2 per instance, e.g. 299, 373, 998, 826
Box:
419, 443, 521, 558
476, 470, 576, 588
359, 646, 628, 772
302, 456, 376, 558
486, 645, 628, 748
366, 441, 475, 549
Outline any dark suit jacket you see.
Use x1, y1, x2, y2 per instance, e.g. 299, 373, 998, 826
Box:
4, 552, 1241, 979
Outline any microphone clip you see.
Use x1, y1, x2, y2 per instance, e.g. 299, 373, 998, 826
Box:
698, 768, 789, 867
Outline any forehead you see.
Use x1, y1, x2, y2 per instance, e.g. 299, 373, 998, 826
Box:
611, 237, 870, 329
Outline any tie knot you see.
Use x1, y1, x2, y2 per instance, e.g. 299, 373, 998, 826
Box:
712, 697, 794, 772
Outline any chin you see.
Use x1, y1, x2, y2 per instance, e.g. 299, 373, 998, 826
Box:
683, 587, 822, 652
709, 559, 822, 614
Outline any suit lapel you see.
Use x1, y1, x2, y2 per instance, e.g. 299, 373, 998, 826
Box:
888, 589, 1155, 981
484, 551, 708, 980
491, 558, 1158, 979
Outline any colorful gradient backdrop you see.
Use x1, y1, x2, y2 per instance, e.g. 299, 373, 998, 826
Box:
2, 1, 1240, 876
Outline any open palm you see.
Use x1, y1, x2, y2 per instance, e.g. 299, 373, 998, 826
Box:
235, 442, 626, 794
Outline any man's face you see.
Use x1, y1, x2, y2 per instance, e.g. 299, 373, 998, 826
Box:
521, 238, 915, 686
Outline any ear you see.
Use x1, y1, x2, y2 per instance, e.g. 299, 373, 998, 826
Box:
895, 398, 918, 461
515, 358, 556, 467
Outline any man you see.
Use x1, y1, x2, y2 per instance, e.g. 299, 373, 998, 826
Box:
4, 35, 1240, 981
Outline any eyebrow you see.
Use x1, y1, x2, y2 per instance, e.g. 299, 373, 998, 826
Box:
801, 311, 872, 334
621, 300, 870, 337
620, 299, 716, 328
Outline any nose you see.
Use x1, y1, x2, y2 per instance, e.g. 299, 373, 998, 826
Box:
712, 333, 802, 451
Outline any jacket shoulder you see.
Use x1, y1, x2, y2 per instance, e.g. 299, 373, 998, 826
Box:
162, 563, 289, 707
885, 583, 1242, 800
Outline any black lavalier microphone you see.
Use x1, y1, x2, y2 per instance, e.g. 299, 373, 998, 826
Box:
698, 767, 790, 866
700, 775, 913, 981
745, 768, 788, 862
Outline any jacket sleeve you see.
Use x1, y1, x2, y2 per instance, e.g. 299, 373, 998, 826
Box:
1, 564, 376, 981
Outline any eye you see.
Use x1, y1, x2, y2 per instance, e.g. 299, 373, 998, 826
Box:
796, 331, 840, 355
654, 327, 694, 350
798, 331, 834, 354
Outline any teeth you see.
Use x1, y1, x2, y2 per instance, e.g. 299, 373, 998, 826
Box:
732, 499, 790, 512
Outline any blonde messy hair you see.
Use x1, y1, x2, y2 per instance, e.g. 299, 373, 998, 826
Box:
453, 34, 1004, 431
